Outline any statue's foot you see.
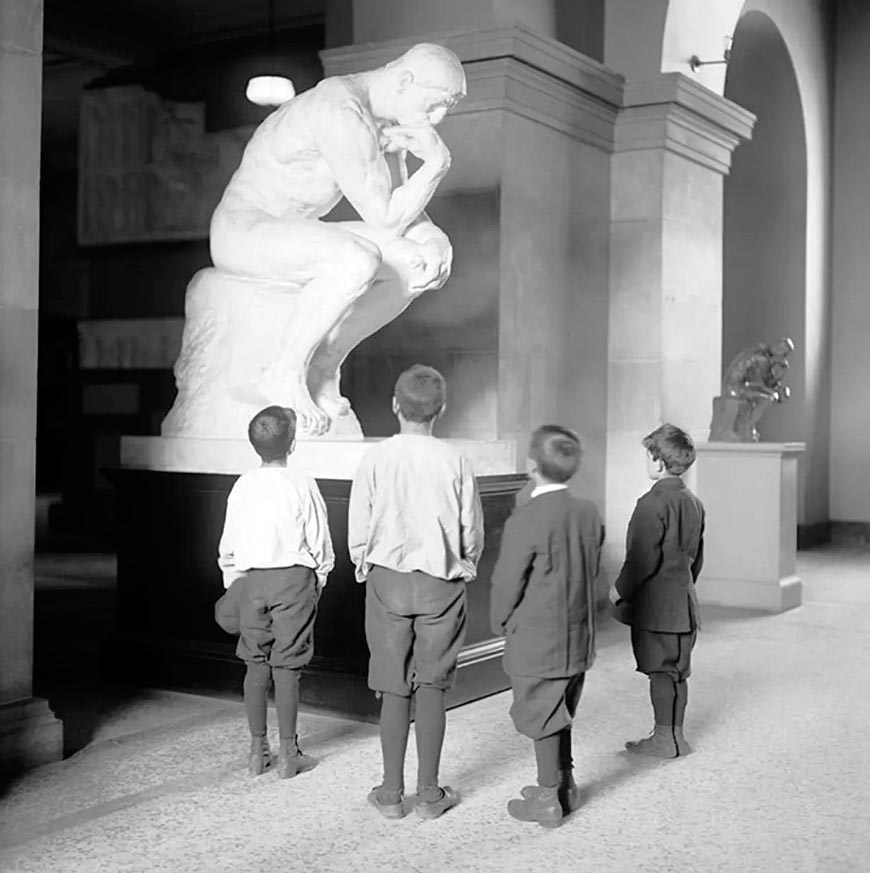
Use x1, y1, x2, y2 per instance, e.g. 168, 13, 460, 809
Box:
256, 377, 331, 436
313, 376, 351, 420
293, 391, 332, 436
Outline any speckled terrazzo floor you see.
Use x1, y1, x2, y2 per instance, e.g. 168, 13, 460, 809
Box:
2, 546, 868, 873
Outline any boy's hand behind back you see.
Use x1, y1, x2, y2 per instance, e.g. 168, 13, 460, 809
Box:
608, 585, 621, 605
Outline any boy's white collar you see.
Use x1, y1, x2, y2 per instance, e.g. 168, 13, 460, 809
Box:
530, 483, 568, 499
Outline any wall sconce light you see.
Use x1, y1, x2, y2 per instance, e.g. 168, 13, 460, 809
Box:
690, 36, 733, 72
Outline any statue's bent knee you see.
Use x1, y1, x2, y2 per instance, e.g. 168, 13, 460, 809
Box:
323, 240, 381, 289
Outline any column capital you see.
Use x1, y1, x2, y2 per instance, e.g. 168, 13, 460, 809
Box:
615, 73, 755, 174
321, 23, 624, 150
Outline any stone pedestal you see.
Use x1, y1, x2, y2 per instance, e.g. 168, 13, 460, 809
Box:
160, 269, 363, 440
1, 0, 63, 774
0, 699, 63, 777
109, 437, 523, 719
694, 441, 805, 613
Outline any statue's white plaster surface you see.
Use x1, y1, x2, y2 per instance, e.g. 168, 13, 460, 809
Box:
162, 43, 466, 438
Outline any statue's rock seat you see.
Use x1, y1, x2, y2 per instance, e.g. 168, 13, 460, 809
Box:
162, 267, 361, 439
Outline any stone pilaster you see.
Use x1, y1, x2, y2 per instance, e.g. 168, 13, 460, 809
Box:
605, 74, 755, 569
0, 0, 63, 774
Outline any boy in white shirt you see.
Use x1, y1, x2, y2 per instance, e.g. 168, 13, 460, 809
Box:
349, 365, 484, 820
215, 406, 334, 779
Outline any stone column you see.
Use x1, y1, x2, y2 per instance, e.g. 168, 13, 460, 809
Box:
0, 0, 63, 774
604, 75, 754, 569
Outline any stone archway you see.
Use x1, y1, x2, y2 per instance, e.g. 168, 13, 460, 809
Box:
659, 0, 833, 531
722, 10, 807, 449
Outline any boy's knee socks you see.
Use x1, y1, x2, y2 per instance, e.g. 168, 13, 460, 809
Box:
380, 692, 412, 794
557, 727, 573, 772
414, 686, 446, 792
649, 673, 677, 726
243, 663, 272, 737
533, 733, 561, 788
272, 667, 301, 740
673, 680, 688, 727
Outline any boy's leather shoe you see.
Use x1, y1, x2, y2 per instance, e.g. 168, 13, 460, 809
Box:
415, 786, 461, 820
248, 735, 273, 776
625, 725, 679, 758
521, 771, 581, 815
560, 770, 582, 813
673, 726, 693, 757
507, 785, 563, 828
277, 736, 318, 779
367, 786, 405, 819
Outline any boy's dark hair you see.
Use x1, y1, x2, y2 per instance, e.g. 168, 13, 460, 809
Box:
394, 364, 446, 423
643, 423, 695, 475
248, 406, 297, 462
529, 425, 583, 484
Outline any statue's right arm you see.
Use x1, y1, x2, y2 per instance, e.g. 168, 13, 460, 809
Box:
309, 96, 449, 236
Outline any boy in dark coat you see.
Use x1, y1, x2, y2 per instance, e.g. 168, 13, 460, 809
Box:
490, 425, 604, 828
612, 423, 705, 759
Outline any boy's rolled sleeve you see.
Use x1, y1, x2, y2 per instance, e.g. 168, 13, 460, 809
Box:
615, 499, 664, 603
347, 456, 373, 581
305, 480, 335, 588
691, 516, 705, 581
217, 494, 240, 589
489, 515, 534, 635
461, 459, 485, 576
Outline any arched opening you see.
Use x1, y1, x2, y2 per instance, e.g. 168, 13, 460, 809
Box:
723, 11, 807, 447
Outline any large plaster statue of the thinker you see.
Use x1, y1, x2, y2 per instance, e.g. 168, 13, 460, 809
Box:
162, 44, 466, 438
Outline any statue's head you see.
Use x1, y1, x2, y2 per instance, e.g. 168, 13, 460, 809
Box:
771, 336, 795, 359
378, 43, 466, 126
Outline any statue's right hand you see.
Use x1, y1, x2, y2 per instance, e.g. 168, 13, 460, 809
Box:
382, 125, 449, 166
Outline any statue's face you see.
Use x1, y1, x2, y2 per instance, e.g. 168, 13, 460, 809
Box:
391, 82, 461, 127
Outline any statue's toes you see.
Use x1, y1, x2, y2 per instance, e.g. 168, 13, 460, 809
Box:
300, 407, 331, 436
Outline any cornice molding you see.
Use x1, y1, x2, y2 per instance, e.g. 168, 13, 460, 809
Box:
615, 73, 756, 175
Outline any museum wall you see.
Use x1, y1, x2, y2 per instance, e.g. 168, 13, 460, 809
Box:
830, 0, 870, 525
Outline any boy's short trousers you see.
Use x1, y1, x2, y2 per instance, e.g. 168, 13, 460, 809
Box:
216, 566, 317, 670
365, 565, 467, 697
509, 673, 585, 740
631, 627, 696, 681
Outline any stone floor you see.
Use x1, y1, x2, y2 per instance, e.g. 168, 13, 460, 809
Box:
0, 546, 868, 873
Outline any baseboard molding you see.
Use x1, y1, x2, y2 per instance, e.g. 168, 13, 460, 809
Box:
697, 574, 802, 613
830, 521, 870, 546
797, 522, 831, 550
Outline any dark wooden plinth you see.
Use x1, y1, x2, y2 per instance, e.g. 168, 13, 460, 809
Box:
104, 469, 526, 720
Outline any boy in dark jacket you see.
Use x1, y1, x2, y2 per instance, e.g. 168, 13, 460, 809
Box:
612, 423, 705, 759
490, 425, 603, 828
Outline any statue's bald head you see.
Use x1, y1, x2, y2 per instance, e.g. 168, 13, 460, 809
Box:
387, 43, 467, 103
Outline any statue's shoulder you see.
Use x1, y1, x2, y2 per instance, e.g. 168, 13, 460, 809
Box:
307, 77, 370, 121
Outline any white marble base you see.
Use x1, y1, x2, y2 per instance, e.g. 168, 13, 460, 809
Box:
0, 698, 63, 776
694, 441, 806, 613
120, 435, 519, 479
